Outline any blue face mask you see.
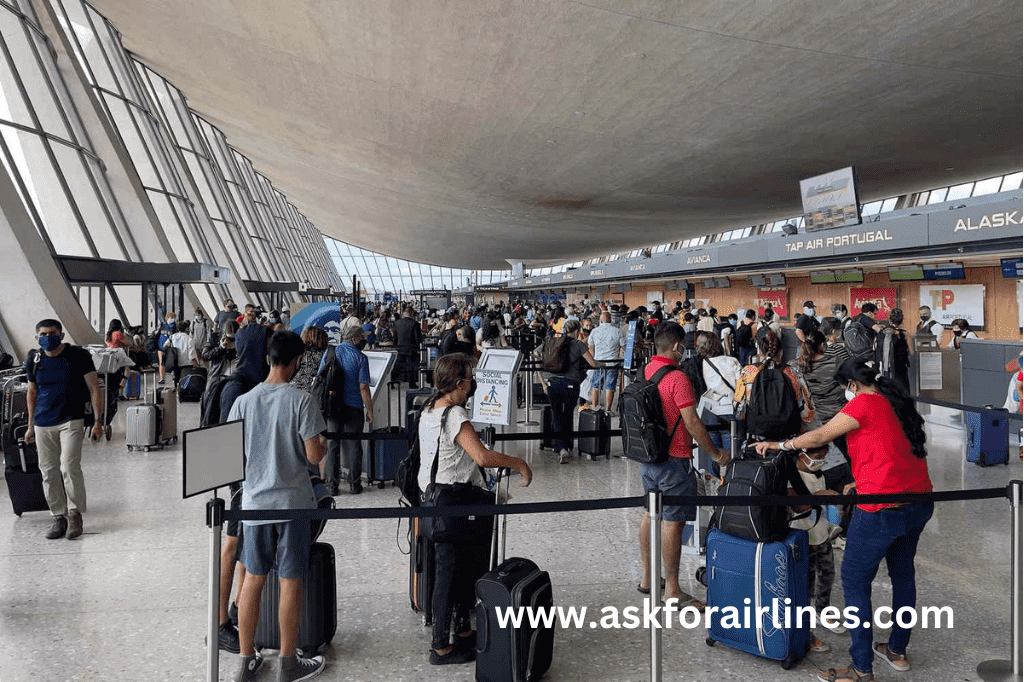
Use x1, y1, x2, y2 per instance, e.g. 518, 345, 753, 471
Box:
39, 334, 61, 352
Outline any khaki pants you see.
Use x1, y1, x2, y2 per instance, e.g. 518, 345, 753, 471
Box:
34, 419, 87, 517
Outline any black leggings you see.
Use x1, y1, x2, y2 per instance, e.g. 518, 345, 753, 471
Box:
431, 541, 489, 650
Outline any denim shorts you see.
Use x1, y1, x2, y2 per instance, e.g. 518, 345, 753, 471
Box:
639, 457, 696, 522
592, 367, 619, 392
241, 520, 311, 580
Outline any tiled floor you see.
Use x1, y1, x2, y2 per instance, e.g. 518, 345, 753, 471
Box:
0, 393, 1019, 682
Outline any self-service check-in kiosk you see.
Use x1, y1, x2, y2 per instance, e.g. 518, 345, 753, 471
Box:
363, 350, 397, 426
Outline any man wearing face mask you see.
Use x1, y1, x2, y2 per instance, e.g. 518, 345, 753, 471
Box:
795, 300, 821, 343
915, 306, 941, 344
24, 319, 103, 540
319, 325, 372, 494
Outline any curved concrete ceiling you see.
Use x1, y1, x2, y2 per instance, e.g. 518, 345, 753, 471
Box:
89, 0, 1022, 270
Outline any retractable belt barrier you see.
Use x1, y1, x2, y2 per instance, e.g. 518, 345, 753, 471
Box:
322, 429, 623, 441
219, 486, 1009, 523
205, 479, 1022, 682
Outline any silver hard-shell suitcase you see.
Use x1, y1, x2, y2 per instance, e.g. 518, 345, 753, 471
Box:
125, 404, 160, 452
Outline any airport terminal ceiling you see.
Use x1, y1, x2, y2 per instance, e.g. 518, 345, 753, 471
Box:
83, 0, 1022, 270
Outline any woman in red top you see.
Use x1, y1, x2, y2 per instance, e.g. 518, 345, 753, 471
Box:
755, 358, 932, 682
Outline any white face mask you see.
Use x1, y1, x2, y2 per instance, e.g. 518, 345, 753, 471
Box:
804, 307, 815, 316
844, 385, 856, 402
801, 453, 826, 472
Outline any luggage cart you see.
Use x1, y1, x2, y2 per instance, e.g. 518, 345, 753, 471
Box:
85, 368, 123, 441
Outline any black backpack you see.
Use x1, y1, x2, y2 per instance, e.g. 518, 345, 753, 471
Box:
310, 346, 345, 418
843, 319, 876, 361
744, 362, 802, 440
200, 373, 235, 427
395, 404, 450, 507
618, 365, 683, 464
541, 335, 571, 373
678, 356, 708, 399
754, 321, 771, 343
711, 447, 812, 542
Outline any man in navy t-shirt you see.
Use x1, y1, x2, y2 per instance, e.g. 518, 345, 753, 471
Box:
24, 319, 102, 540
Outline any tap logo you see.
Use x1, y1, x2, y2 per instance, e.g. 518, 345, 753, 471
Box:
930, 289, 955, 310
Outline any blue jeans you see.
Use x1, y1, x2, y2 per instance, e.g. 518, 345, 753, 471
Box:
546, 377, 580, 452
841, 500, 934, 672
738, 347, 754, 366
705, 428, 732, 478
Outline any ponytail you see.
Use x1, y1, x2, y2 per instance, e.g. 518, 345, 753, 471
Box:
835, 358, 927, 459
797, 330, 826, 375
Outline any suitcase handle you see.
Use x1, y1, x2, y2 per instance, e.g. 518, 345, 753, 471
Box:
477, 604, 489, 653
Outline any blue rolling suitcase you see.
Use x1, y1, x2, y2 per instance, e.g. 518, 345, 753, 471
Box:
965, 405, 1009, 466
363, 426, 406, 488
704, 528, 810, 669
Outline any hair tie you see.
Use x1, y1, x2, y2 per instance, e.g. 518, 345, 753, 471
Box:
875, 373, 883, 382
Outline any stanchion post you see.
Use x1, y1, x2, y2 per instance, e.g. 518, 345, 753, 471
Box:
206, 495, 225, 682
978, 479, 1023, 682
648, 489, 663, 682
524, 365, 539, 426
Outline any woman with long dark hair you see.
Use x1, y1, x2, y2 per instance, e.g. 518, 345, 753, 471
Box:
418, 354, 532, 665
755, 358, 932, 682
793, 330, 850, 460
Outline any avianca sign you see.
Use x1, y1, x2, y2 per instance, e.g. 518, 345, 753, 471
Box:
954, 211, 1020, 231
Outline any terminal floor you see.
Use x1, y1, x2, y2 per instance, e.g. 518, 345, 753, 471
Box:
0, 395, 1018, 682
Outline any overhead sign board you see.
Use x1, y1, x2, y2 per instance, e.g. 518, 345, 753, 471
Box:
800, 166, 861, 230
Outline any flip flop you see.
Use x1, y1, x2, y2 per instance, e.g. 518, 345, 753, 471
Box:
636, 578, 666, 595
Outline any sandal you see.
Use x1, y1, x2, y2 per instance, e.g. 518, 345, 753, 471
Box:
810, 635, 831, 653
816, 668, 874, 682
636, 578, 666, 595
874, 642, 910, 671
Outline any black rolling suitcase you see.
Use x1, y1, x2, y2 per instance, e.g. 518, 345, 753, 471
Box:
475, 470, 554, 682
405, 388, 434, 430
254, 542, 337, 654
577, 408, 611, 460
409, 516, 437, 625
539, 405, 557, 451
4, 420, 49, 516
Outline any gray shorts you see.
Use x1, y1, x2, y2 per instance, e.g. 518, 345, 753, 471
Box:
241, 521, 311, 580
639, 457, 696, 523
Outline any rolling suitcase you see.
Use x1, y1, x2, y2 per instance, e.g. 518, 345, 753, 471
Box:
4, 421, 48, 516
125, 404, 161, 452
122, 372, 142, 400
704, 527, 810, 669
155, 386, 177, 445
254, 542, 337, 655
965, 405, 1009, 466
363, 426, 405, 488
577, 408, 611, 460
538, 405, 557, 451
3, 376, 28, 427
405, 388, 434, 431
409, 516, 436, 625
475, 470, 554, 682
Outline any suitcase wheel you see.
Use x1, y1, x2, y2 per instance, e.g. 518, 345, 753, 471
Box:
142, 446, 150, 452
377, 481, 385, 489
781, 653, 797, 670
705, 636, 715, 647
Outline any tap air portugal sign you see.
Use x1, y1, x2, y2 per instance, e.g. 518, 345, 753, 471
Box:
918, 284, 986, 327
785, 229, 893, 254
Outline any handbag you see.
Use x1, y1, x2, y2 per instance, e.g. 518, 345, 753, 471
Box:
699, 358, 736, 427
421, 406, 494, 545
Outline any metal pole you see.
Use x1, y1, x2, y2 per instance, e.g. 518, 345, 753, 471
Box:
978, 479, 1023, 682
648, 489, 663, 682
206, 495, 225, 682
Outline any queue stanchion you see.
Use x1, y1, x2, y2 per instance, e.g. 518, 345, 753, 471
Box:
205, 495, 224, 682
648, 488, 663, 682
977, 479, 1023, 682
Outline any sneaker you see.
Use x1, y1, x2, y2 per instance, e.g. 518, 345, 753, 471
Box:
558, 449, 572, 464
278, 653, 326, 682
235, 651, 264, 682
349, 482, 363, 495
429, 647, 476, 665
45, 515, 68, 540
67, 511, 83, 540
821, 614, 847, 634
809, 634, 831, 653
218, 621, 241, 654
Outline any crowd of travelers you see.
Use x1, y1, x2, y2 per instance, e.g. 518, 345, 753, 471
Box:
19, 290, 1006, 682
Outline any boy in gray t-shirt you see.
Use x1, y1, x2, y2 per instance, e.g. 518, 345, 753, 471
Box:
228, 331, 328, 682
